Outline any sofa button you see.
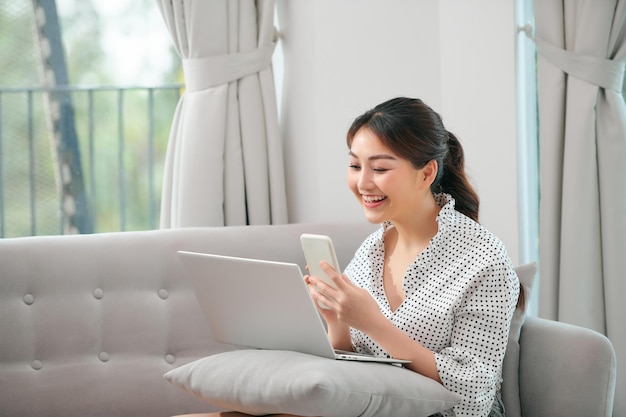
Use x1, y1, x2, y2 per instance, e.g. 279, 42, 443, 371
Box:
165, 354, 175, 364
31, 360, 42, 370
158, 289, 169, 300
99, 352, 110, 362
93, 288, 104, 300
23, 294, 35, 305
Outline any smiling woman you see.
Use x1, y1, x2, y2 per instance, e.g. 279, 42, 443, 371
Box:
346, 98, 480, 223
323, 97, 518, 417
347, 127, 439, 232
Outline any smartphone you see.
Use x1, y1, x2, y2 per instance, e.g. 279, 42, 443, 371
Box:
300, 233, 341, 291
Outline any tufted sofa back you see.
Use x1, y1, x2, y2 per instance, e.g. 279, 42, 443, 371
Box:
0, 222, 377, 417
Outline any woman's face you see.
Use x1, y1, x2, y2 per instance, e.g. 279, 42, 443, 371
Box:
347, 128, 433, 225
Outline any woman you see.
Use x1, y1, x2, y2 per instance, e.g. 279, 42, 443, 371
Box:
307, 97, 519, 417
211, 97, 519, 417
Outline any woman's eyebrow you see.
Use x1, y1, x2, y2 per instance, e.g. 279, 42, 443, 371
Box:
348, 150, 397, 161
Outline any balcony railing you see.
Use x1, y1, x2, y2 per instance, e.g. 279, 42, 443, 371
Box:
0, 84, 183, 238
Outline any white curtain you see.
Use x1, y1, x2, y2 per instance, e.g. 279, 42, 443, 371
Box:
534, 1, 626, 414
156, 0, 288, 227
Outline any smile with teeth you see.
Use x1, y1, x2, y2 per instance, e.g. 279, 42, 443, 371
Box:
362, 195, 387, 205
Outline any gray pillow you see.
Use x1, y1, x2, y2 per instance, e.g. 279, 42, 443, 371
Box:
501, 262, 537, 417
164, 349, 462, 417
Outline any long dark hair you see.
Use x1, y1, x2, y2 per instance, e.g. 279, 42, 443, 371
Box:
346, 97, 480, 222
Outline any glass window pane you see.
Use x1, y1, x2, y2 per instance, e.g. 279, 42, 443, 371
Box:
0, 1, 181, 237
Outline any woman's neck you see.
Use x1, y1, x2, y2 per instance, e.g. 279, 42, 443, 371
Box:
388, 193, 441, 252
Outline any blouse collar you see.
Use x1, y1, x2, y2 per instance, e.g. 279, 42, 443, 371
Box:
380, 193, 456, 236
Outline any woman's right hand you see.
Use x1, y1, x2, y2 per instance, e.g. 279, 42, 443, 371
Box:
304, 265, 352, 351
304, 273, 340, 323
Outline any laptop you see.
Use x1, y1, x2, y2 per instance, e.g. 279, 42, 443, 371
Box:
177, 250, 410, 365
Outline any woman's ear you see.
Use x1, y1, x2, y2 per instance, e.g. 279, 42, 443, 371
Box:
422, 160, 438, 187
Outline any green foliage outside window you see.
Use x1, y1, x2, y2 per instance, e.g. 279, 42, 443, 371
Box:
0, 1, 180, 237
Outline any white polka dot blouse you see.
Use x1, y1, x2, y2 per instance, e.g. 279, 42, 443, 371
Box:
345, 193, 520, 417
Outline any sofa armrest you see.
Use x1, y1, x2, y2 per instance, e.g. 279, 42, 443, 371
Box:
519, 316, 616, 417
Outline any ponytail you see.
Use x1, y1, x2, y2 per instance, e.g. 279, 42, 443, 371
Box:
517, 283, 527, 311
436, 132, 480, 222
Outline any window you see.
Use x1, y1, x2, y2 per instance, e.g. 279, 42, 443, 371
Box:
0, 0, 181, 237
515, 0, 539, 316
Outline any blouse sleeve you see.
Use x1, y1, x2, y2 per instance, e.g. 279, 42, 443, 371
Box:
434, 260, 519, 417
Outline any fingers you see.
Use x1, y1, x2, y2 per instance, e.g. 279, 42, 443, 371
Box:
307, 263, 355, 317
319, 261, 348, 289
307, 276, 336, 309
307, 280, 338, 319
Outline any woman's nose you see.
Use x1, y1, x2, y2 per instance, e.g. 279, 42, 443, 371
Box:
357, 169, 373, 190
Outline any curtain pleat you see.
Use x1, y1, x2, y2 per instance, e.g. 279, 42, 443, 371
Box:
156, 0, 287, 227
534, 1, 626, 414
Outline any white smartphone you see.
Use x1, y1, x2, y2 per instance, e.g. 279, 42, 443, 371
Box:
300, 234, 342, 309
300, 233, 341, 290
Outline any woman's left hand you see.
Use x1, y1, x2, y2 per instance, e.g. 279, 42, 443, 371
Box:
308, 261, 385, 333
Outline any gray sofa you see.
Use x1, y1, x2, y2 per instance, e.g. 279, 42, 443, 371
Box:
0, 222, 616, 417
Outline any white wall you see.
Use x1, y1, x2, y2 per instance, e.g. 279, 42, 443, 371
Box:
276, 0, 520, 264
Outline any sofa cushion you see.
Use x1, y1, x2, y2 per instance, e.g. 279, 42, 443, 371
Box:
501, 262, 537, 417
164, 349, 462, 417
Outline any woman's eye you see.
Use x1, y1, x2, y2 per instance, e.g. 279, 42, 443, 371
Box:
373, 167, 389, 173
349, 164, 361, 170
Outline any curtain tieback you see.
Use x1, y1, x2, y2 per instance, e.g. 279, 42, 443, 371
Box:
533, 36, 625, 92
182, 42, 276, 92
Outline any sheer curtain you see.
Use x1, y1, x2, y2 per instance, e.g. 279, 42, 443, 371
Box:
534, 1, 625, 414
156, 0, 287, 227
